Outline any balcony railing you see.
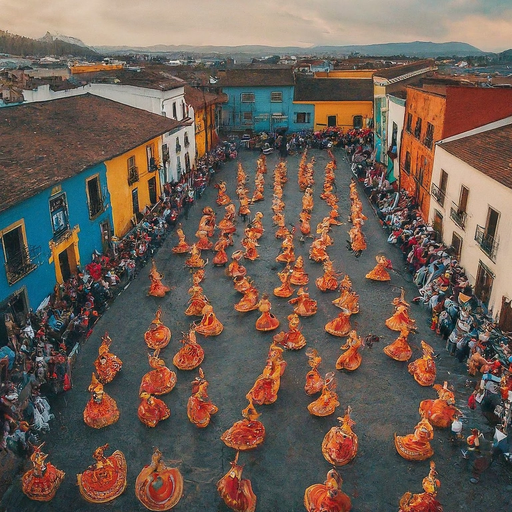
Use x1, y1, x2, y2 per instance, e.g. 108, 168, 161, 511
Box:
475, 224, 498, 260
431, 183, 446, 206
89, 198, 106, 218
4, 244, 39, 285
450, 202, 467, 229
128, 166, 139, 185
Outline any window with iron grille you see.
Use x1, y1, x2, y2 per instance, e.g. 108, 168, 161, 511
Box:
242, 111, 253, 124
406, 113, 413, 133
127, 156, 139, 185
270, 91, 282, 102
241, 93, 255, 103
296, 112, 310, 123
414, 117, 422, 139
1, 222, 36, 285
424, 122, 434, 149
86, 176, 105, 218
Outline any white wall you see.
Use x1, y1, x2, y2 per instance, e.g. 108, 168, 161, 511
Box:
387, 96, 405, 183
430, 146, 512, 318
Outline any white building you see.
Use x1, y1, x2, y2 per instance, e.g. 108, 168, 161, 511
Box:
22, 72, 195, 185
386, 93, 406, 184
429, 116, 512, 322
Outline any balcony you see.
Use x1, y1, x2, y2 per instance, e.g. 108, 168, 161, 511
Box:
128, 166, 139, 185
431, 183, 446, 207
4, 244, 40, 285
450, 202, 467, 229
475, 224, 498, 261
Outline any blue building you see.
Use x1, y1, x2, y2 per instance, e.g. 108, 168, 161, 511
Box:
0, 95, 178, 320
218, 66, 314, 133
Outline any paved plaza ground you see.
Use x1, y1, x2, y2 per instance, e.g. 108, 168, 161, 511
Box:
2, 148, 511, 511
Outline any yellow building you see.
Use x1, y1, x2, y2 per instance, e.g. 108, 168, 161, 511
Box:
294, 75, 374, 130
105, 137, 163, 237
185, 86, 227, 158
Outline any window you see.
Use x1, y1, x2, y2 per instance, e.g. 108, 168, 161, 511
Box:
49, 193, 69, 237
182, 102, 186, 119
176, 137, 182, 154
242, 111, 253, 124
270, 91, 282, 102
1, 222, 36, 285
414, 117, 422, 139
451, 232, 462, 260
424, 122, 434, 149
475, 261, 494, 306
327, 115, 337, 127
132, 188, 139, 216
146, 145, 156, 172
241, 93, 255, 103
432, 169, 447, 206
172, 102, 177, 119
433, 210, 443, 240
127, 156, 139, 185
185, 153, 191, 172
148, 177, 157, 205
162, 144, 169, 163
184, 133, 190, 147
296, 112, 311, 124
475, 207, 499, 259
404, 151, 411, 174
406, 113, 413, 133
86, 176, 104, 219
353, 115, 363, 129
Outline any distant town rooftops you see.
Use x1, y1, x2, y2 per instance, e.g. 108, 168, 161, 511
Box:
373, 59, 436, 81
439, 122, 512, 190
0, 94, 181, 212
294, 76, 374, 102
184, 85, 227, 108
217, 67, 295, 87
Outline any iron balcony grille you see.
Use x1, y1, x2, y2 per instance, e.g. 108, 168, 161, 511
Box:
450, 202, 467, 229
431, 183, 446, 207
475, 224, 498, 261
4, 244, 39, 285
89, 198, 106, 218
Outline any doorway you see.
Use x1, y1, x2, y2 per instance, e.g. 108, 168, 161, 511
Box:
58, 245, 77, 282
475, 261, 494, 307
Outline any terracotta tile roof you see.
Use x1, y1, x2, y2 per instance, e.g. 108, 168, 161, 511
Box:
294, 76, 374, 102
373, 60, 435, 80
184, 85, 227, 109
218, 67, 295, 87
0, 94, 181, 213
439, 123, 512, 189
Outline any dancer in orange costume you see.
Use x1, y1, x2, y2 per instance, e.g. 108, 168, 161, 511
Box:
84, 373, 120, 429
144, 308, 172, 350
304, 469, 352, 512
290, 255, 309, 286
22, 443, 65, 502
332, 275, 359, 314
233, 274, 252, 293
316, 258, 339, 292
215, 181, 231, 206
148, 260, 171, 297
305, 348, 324, 395
195, 229, 213, 251
328, 207, 343, 226
217, 451, 257, 512
299, 210, 312, 236
325, 308, 352, 337
171, 225, 190, 254
386, 304, 417, 332
77, 444, 127, 504
94, 332, 123, 384
187, 368, 218, 428
246, 211, 264, 239
276, 233, 296, 263
309, 235, 329, 263
139, 349, 177, 396
255, 294, 280, 331
322, 407, 358, 466
135, 448, 183, 511
172, 328, 204, 370
185, 244, 207, 269
289, 287, 317, 317
138, 391, 170, 428
185, 280, 208, 316
234, 285, 260, 312
308, 372, 340, 417
408, 341, 437, 386
218, 203, 237, 235
348, 219, 366, 256
419, 381, 461, 428
246, 349, 283, 405
395, 417, 434, 461
221, 398, 266, 450
365, 254, 391, 281
273, 266, 295, 298
195, 303, 224, 337
226, 250, 247, 278
399, 461, 443, 512
242, 234, 260, 261
238, 191, 251, 221
193, 267, 205, 284
198, 206, 216, 238
302, 186, 314, 211
274, 212, 289, 239
336, 330, 362, 371
383, 328, 413, 362
273, 313, 306, 350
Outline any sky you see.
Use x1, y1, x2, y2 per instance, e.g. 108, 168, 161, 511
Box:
2, 0, 512, 52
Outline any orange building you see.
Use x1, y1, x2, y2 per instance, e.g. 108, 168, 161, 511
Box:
399, 85, 512, 220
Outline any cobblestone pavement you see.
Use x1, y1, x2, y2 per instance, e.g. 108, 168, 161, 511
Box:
2, 148, 511, 511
